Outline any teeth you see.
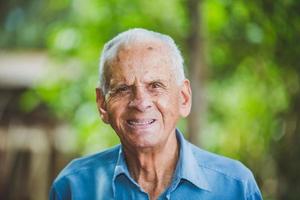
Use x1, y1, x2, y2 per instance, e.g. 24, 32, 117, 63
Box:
128, 119, 155, 125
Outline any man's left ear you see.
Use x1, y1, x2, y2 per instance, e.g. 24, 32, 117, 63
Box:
179, 79, 192, 117
95, 88, 109, 124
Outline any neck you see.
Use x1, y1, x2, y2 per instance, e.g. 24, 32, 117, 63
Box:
123, 132, 179, 200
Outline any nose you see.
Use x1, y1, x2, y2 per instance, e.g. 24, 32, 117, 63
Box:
128, 86, 152, 112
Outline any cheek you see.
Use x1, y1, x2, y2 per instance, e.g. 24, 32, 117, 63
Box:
107, 100, 128, 123
156, 92, 180, 117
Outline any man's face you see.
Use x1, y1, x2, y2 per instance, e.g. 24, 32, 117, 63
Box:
96, 41, 191, 151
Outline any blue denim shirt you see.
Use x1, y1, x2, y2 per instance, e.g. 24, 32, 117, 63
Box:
49, 129, 262, 200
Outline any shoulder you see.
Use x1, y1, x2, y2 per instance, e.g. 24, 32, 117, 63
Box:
190, 143, 253, 182
56, 144, 120, 180
182, 142, 262, 198
50, 145, 120, 199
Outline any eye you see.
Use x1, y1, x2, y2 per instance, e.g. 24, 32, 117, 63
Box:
115, 85, 130, 93
150, 81, 164, 89
107, 85, 131, 98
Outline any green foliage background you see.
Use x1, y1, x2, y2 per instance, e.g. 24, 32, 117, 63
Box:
1, 0, 300, 199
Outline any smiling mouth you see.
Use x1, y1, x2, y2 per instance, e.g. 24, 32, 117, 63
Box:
126, 119, 156, 128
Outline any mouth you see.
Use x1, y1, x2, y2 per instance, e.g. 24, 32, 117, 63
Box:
126, 119, 156, 129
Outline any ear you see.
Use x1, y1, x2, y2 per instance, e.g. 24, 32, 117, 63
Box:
95, 88, 109, 124
179, 79, 192, 118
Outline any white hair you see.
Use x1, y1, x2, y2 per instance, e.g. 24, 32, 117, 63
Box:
98, 28, 185, 94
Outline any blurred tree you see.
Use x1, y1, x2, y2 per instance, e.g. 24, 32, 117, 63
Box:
185, 0, 208, 146
200, 1, 299, 199
263, 1, 300, 199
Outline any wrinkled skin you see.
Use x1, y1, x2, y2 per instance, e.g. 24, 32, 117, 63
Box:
96, 41, 191, 153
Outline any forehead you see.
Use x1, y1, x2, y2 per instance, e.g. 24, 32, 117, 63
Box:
107, 41, 174, 84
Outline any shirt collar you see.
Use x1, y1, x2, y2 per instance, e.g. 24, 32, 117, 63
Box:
113, 146, 129, 178
175, 129, 211, 191
112, 146, 134, 196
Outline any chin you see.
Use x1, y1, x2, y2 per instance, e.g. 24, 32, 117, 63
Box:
127, 136, 161, 149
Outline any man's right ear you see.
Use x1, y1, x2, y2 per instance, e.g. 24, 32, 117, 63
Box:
95, 88, 109, 124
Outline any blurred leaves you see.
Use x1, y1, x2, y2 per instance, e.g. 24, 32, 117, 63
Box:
204, 59, 288, 160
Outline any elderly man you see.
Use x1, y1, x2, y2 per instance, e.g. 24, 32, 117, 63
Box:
49, 28, 262, 200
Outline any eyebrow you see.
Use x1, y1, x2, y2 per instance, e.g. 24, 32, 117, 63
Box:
109, 78, 168, 88
109, 83, 127, 90
147, 79, 167, 84
108, 78, 127, 88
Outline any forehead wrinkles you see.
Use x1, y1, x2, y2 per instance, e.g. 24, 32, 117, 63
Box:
108, 42, 173, 83
118, 41, 170, 66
